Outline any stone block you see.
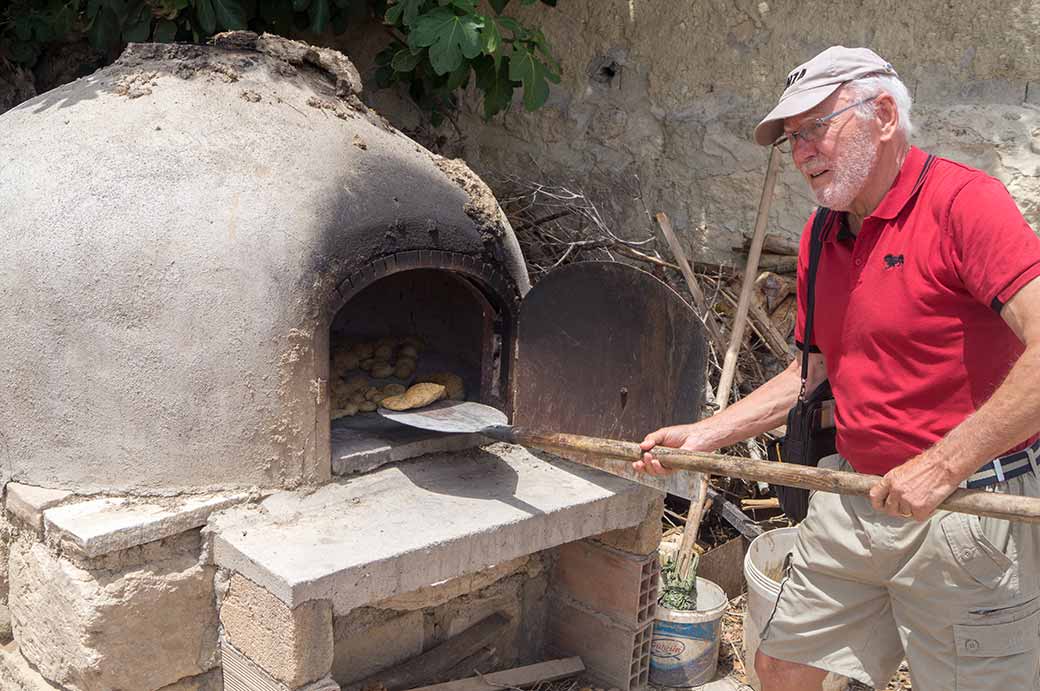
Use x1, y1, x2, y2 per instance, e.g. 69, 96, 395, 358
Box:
220, 573, 333, 688
592, 492, 664, 555
553, 540, 659, 629
331, 609, 423, 685
44, 491, 251, 558
157, 669, 224, 691
5, 483, 73, 531
0, 641, 62, 691
223, 641, 341, 691
8, 540, 218, 691
0, 510, 12, 603
547, 600, 652, 691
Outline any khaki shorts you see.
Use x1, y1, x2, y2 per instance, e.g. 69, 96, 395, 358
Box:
758, 455, 1040, 690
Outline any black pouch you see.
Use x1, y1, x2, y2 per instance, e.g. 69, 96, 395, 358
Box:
768, 380, 836, 521
766, 207, 836, 523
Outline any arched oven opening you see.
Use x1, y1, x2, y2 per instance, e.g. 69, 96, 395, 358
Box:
328, 253, 517, 475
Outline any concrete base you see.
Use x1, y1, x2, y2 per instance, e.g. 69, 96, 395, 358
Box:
211, 442, 658, 613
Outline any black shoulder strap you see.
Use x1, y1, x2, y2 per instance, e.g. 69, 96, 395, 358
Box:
800, 207, 831, 395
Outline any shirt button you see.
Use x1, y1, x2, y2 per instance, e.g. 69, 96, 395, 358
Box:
854, 258, 863, 266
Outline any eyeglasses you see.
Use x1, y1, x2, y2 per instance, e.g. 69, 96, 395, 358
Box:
773, 96, 877, 153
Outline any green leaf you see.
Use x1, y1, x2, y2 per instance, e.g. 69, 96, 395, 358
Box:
384, 0, 423, 27
488, 0, 509, 12
88, 6, 121, 50
391, 47, 422, 72
509, 45, 550, 111
124, 17, 151, 41
442, 60, 470, 91
474, 55, 513, 118
105, 0, 132, 26
123, 1, 152, 42
212, 0, 248, 29
495, 15, 520, 35
309, 0, 330, 32
195, 0, 217, 34
480, 14, 501, 61
411, 7, 482, 75
52, 2, 79, 34
153, 19, 179, 41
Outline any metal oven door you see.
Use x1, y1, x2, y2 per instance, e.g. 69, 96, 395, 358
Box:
512, 261, 706, 445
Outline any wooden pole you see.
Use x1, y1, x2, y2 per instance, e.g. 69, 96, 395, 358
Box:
653, 211, 727, 579
653, 212, 729, 371
715, 146, 783, 409
513, 431, 1040, 524
660, 148, 782, 579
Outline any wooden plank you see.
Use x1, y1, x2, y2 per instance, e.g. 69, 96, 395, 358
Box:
653, 212, 718, 580
405, 658, 586, 691
706, 487, 763, 541
358, 613, 510, 691
696, 537, 748, 599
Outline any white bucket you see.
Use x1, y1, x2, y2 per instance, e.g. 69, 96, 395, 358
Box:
649, 577, 728, 688
743, 527, 847, 691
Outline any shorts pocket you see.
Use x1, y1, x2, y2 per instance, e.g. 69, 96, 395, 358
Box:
941, 512, 1014, 589
954, 608, 1040, 689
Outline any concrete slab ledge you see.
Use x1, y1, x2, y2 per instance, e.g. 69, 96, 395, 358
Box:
44, 492, 252, 557
5, 483, 74, 531
211, 442, 657, 614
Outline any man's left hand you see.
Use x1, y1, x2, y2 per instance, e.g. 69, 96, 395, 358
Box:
869, 452, 961, 521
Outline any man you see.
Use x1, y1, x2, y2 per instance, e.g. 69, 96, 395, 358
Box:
636, 46, 1040, 690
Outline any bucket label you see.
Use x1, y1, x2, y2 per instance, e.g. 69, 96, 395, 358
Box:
653, 619, 718, 641
650, 637, 686, 659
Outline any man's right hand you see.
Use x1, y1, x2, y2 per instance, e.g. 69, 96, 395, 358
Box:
634, 424, 718, 476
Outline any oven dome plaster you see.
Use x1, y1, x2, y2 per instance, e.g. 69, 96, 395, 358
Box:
0, 35, 529, 494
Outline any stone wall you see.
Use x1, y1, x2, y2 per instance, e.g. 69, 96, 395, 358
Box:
327, 0, 1040, 264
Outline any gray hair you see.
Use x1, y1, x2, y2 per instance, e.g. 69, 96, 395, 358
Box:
845, 75, 914, 138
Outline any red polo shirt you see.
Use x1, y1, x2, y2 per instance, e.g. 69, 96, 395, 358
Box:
795, 146, 1040, 476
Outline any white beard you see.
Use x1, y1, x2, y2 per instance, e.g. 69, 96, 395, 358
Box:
813, 126, 878, 210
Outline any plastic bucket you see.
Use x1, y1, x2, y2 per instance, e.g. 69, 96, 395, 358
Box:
743, 527, 847, 691
649, 577, 728, 688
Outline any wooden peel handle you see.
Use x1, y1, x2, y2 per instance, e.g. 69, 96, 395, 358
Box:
513, 431, 1040, 524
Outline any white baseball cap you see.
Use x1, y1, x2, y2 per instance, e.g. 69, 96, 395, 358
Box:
754, 46, 898, 146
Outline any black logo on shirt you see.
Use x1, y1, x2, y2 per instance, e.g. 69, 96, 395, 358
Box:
884, 254, 904, 269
